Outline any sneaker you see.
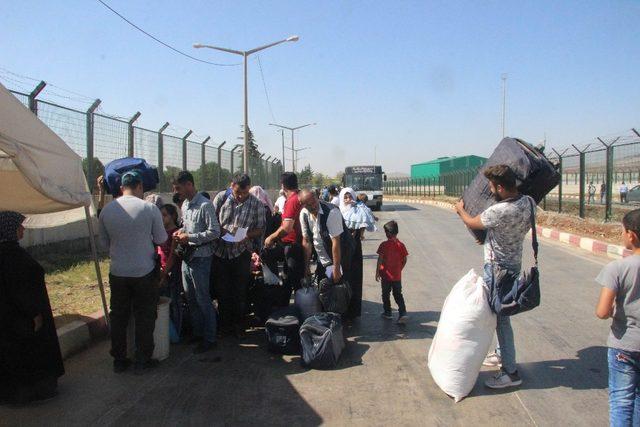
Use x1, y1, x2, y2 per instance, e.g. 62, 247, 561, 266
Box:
397, 315, 409, 324
484, 370, 522, 389
193, 341, 217, 354
133, 359, 160, 376
381, 312, 393, 320
113, 358, 132, 374
482, 352, 502, 367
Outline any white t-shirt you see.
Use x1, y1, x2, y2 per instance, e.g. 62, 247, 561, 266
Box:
330, 196, 340, 207
99, 195, 167, 277
300, 206, 344, 267
275, 195, 286, 213
620, 184, 629, 193
480, 196, 533, 271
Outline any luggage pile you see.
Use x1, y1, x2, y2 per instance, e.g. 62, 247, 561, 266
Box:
462, 137, 560, 243
103, 157, 160, 197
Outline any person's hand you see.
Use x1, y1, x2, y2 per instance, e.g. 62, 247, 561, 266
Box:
333, 266, 343, 283
33, 314, 43, 332
455, 199, 465, 215
264, 235, 276, 249
173, 232, 190, 245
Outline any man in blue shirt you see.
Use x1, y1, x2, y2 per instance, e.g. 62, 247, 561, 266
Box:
173, 171, 221, 353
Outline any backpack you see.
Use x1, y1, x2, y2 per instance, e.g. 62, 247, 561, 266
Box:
265, 306, 301, 355
487, 196, 541, 316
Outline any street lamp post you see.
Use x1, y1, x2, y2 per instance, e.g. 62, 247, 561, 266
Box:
194, 36, 299, 174
269, 122, 316, 172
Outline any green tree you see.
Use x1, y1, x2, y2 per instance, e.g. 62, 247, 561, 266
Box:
298, 164, 314, 186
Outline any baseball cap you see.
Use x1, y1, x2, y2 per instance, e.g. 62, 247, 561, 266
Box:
121, 170, 143, 187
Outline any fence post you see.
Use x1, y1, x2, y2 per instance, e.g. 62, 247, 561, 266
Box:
126, 112, 141, 157
572, 144, 588, 219
181, 130, 193, 171
217, 141, 227, 189
85, 99, 101, 193
28, 81, 46, 115
201, 136, 211, 190
157, 122, 169, 191
598, 137, 619, 222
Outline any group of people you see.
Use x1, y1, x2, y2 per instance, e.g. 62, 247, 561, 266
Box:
586, 181, 632, 205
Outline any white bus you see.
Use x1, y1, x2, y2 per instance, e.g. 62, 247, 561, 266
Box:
343, 165, 386, 211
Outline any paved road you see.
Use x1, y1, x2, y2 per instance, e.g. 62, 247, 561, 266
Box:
1, 202, 612, 426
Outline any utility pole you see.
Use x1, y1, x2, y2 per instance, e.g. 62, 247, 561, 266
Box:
280, 129, 286, 171
501, 73, 508, 139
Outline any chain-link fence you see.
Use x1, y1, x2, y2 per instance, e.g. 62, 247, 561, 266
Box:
8, 83, 283, 194
384, 129, 640, 223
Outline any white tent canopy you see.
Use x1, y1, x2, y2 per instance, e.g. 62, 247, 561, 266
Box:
0, 82, 108, 322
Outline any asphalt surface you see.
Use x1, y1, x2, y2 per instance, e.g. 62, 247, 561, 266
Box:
1, 202, 612, 426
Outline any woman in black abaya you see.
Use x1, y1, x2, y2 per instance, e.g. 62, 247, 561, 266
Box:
0, 212, 64, 404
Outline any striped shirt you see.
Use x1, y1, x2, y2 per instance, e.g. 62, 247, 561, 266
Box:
212, 191, 266, 259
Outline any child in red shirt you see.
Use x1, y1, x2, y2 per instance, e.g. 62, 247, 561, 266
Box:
376, 220, 409, 323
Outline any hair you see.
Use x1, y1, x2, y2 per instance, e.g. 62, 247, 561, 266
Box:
384, 220, 399, 236
623, 209, 640, 238
281, 172, 298, 190
483, 164, 517, 191
173, 170, 194, 186
357, 193, 368, 202
328, 185, 339, 196
200, 191, 211, 200
121, 170, 143, 190
160, 204, 180, 227
232, 173, 251, 189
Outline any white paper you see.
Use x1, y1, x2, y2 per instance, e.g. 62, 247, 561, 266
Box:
222, 227, 248, 243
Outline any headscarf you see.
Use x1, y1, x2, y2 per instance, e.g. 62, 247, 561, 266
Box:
249, 186, 273, 214
339, 187, 357, 215
0, 211, 26, 243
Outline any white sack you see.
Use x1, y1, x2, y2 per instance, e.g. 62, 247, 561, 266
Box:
428, 269, 497, 402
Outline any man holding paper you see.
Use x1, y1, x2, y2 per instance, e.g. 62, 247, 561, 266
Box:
212, 174, 266, 337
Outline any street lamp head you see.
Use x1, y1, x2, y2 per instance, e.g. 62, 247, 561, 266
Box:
286, 35, 300, 42
193, 43, 204, 49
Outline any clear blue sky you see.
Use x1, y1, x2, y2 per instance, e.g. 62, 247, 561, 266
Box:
1, 0, 639, 175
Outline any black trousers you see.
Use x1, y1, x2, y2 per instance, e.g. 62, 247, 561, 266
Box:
212, 251, 251, 332
346, 229, 363, 319
284, 243, 305, 292
109, 269, 159, 362
381, 280, 407, 316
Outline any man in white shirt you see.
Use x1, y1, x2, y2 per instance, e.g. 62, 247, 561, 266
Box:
99, 171, 167, 374
620, 182, 629, 204
299, 189, 352, 283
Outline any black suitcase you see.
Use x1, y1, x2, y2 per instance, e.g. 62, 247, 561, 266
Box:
300, 312, 345, 369
249, 277, 292, 325
265, 306, 301, 355
462, 137, 560, 243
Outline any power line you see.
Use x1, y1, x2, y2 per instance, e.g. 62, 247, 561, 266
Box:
256, 54, 277, 122
95, 0, 241, 67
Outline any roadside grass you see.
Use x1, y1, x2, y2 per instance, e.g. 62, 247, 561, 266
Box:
34, 249, 111, 327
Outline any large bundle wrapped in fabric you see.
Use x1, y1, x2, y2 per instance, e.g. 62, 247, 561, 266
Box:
428, 269, 497, 402
103, 157, 160, 197
318, 277, 352, 315
265, 306, 301, 355
300, 312, 345, 369
462, 137, 559, 243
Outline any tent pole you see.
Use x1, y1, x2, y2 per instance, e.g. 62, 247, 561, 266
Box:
84, 205, 110, 329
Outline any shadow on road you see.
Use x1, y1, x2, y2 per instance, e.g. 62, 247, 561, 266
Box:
382, 204, 419, 212
475, 346, 608, 397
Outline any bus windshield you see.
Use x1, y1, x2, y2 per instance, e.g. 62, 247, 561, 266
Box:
345, 173, 382, 191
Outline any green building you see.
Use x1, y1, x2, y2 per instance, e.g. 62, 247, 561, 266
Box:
411, 155, 487, 179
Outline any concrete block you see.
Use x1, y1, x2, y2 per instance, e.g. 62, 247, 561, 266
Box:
57, 320, 91, 359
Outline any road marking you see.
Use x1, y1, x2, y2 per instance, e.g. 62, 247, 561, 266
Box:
515, 391, 539, 426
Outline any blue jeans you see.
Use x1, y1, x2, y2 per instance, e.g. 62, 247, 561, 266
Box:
182, 256, 217, 343
484, 263, 517, 374
609, 348, 640, 427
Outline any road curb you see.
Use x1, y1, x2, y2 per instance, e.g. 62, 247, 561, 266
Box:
56, 310, 108, 359
387, 197, 632, 260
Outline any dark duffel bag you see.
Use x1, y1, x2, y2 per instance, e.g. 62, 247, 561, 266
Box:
103, 157, 159, 197
300, 312, 345, 369
249, 277, 291, 325
265, 306, 301, 355
318, 277, 352, 315
462, 137, 560, 243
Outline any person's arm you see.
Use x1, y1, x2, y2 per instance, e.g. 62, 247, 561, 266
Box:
302, 235, 313, 276
455, 200, 485, 230
330, 235, 342, 283
375, 254, 383, 282
187, 203, 221, 244
151, 207, 168, 246
596, 287, 616, 319
265, 218, 294, 247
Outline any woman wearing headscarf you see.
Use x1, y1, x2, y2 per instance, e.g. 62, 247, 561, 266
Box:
0, 212, 64, 404
339, 188, 377, 319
